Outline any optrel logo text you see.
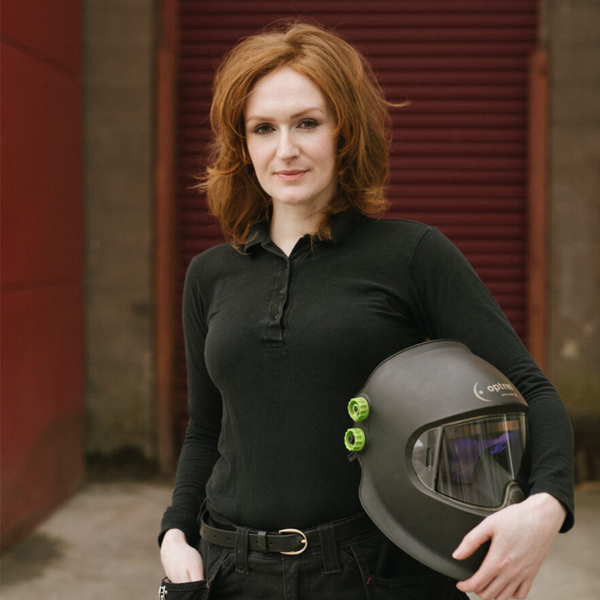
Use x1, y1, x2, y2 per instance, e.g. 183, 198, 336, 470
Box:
473, 382, 519, 402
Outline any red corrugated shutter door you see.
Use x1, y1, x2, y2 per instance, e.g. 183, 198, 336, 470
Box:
176, 1, 537, 440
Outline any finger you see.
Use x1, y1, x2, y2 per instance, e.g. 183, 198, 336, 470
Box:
453, 519, 494, 561
456, 540, 505, 593
514, 578, 534, 599
467, 548, 530, 600
456, 567, 493, 594
487, 577, 520, 600
458, 572, 499, 600
476, 541, 539, 598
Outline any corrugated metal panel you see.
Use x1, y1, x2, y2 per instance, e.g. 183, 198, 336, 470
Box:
175, 0, 537, 436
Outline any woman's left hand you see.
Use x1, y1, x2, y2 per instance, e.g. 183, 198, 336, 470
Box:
452, 492, 566, 600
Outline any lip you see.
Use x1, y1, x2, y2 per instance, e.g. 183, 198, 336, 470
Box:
275, 169, 307, 182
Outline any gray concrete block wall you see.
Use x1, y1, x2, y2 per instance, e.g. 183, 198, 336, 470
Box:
84, 0, 157, 461
547, 0, 600, 480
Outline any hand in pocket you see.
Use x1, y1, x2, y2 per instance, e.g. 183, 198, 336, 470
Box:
161, 528, 205, 583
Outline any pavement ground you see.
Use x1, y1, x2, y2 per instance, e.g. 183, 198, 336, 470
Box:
1, 480, 599, 599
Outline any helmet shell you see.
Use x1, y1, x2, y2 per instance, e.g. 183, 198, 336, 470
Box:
351, 340, 528, 580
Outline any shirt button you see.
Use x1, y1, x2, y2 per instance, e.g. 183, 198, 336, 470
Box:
279, 289, 284, 295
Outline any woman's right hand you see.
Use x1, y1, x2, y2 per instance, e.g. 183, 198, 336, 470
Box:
160, 528, 205, 583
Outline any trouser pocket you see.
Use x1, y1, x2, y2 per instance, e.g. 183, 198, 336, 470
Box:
158, 577, 209, 600
158, 544, 232, 599
339, 530, 469, 600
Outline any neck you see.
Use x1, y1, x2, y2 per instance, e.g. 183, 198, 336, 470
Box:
269, 205, 325, 256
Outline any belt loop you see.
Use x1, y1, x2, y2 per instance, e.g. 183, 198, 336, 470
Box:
318, 522, 341, 574
197, 499, 207, 525
235, 526, 251, 574
256, 530, 268, 553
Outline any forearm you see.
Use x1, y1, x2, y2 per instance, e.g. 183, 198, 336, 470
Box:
160, 423, 220, 547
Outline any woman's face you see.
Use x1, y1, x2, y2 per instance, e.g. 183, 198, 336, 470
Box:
244, 67, 338, 215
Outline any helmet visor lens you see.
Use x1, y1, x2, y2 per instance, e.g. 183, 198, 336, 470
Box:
436, 413, 526, 508
413, 413, 526, 509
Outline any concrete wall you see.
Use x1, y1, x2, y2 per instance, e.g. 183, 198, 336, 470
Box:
546, 0, 600, 480
84, 0, 157, 462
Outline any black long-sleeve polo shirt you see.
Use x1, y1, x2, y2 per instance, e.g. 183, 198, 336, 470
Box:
160, 212, 574, 547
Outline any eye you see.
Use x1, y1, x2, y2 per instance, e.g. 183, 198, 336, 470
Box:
298, 119, 319, 130
253, 124, 274, 135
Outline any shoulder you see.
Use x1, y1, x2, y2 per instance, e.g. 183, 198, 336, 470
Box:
185, 242, 240, 285
356, 216, 443, 253
353, 217, 470, 280
188, 241, 240, 269
359, 216, 437, 244
362, 217, 459, 251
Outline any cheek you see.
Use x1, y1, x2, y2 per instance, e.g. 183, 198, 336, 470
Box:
246, 147, 272, 192
318, 138, 338, 174
245, 141, 258, 166
247, 141, 271, 173
315, 132, 337, 161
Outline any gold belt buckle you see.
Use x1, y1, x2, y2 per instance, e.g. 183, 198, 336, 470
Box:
278, 528, 308, 555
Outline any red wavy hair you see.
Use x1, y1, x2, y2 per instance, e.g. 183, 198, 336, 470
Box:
197, 20, 401, 248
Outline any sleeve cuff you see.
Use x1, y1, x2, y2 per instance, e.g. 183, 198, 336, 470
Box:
528, 487, 575, 534
158, 506, 201, 548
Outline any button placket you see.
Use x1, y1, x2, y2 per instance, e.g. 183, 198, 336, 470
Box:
276, 260, 291, 321
265, 257, 291, 345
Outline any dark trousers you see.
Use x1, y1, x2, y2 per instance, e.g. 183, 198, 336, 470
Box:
160, 520, 469, 600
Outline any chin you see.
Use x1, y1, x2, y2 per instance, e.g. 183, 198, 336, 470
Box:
275, 194, 315, 207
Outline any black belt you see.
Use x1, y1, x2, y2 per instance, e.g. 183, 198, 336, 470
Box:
200, 511, 375, 556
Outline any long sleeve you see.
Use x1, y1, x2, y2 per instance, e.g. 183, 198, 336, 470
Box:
407, 227, 574, 531
159, 256, 223, 547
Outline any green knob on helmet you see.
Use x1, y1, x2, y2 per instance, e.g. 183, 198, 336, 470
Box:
348, 396, 370, 421
344, 428, 366, 452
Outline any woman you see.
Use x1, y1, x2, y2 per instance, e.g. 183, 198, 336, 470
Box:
160, 21, 574, 600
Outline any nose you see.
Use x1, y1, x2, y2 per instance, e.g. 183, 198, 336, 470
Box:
276, 130, 299, 161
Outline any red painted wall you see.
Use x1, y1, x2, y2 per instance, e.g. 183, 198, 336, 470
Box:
1, 0, 84, 549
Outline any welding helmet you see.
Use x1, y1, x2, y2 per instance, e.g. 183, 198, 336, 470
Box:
344, 340, 528, 580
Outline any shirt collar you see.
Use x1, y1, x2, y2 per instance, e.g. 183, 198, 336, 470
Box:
242, 220, 270, 252
242, 211, 364, 253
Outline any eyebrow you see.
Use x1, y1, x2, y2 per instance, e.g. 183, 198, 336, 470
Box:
245, 107, 326, 123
